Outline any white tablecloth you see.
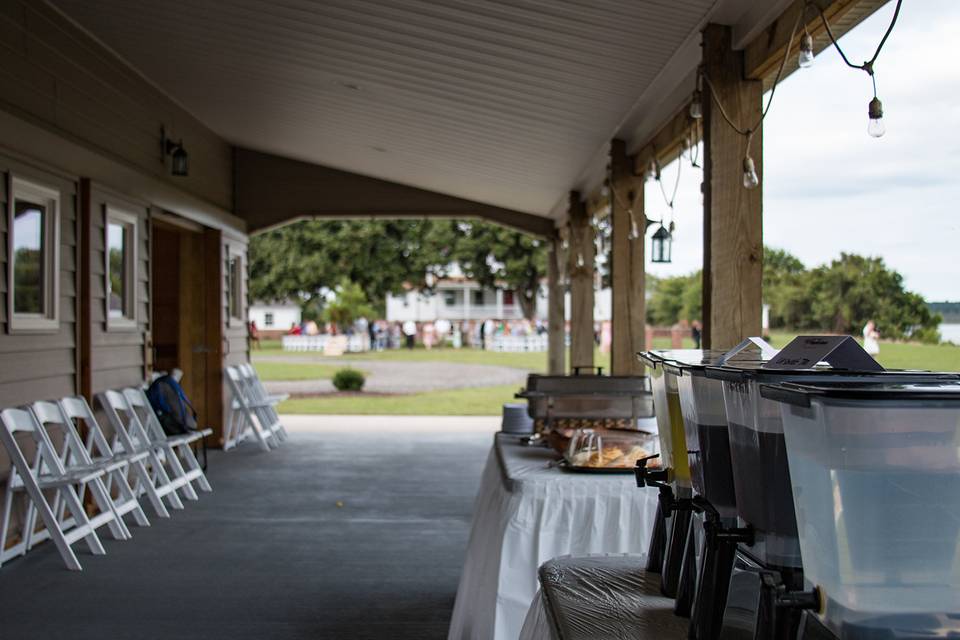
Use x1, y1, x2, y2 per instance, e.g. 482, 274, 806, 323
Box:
448, 434, 659, 640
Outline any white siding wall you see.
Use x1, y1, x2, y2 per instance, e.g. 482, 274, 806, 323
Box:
249, 304, 300, 331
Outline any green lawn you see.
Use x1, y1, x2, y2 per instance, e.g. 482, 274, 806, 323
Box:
252, 361, 350, 381
253, 338, 693, 373
277, 384, 519, 415
263, 332, 959, 415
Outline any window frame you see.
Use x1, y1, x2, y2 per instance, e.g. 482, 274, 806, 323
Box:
264, 312, 274, 327
226, 250, 244, 325
104, 206, 139, 331
7, 174, 61, 333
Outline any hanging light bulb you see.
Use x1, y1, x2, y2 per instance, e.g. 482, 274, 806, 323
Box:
689, 90, 703, 119
690, 71, 703, 119
867, 97, 885, 138
798, 32, 814, 68
742, 155, 759, 189
577, 253, 585, 268
628, 212, 640, 240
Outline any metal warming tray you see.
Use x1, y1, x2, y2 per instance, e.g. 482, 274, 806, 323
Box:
517, 370, 654, 432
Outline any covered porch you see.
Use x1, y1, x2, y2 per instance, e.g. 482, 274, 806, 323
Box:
0, 0, 918, 639
0, 416, 497, 639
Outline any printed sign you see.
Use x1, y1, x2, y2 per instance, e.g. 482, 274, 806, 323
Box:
763, 335, 884, 371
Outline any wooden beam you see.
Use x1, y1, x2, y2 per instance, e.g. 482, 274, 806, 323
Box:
702, 25, 763, 350
609, 140, 646, 375
77, 178, 92, 401
202, 227, 225, 444
547, 235, 566, 375
745, 0, 891, 88
632, 107, 702, 179
235, 149, 555, 237
567, 192, 595, 372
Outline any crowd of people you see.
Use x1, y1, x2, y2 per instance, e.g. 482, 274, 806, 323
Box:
253, 316, 549, 350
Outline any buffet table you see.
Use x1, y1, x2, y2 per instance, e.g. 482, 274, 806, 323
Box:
447, 434, 658, 640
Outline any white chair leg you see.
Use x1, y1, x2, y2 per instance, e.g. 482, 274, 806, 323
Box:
58, 485, 105, 558
129, 457, 171, 518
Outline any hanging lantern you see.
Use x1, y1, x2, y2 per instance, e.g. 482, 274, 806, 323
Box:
651, 223, 672, 263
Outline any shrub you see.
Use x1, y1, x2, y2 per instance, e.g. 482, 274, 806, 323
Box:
332, 368, 365, 392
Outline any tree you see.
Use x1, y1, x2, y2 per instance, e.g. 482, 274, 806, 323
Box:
322, 279, 376, 330
436, 220, 547, 320
647, 271, 701, 325
805, 253, 940, 341
763, 247, 811, 329
249, 219, 449, 313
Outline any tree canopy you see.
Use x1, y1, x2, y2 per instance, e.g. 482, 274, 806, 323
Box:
248, 218, 549, 320
646, 247, 942, 343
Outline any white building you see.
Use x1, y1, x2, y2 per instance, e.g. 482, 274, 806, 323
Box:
249, 300, 302, 337
386, 278, 539, 323
386, 278, 613, 324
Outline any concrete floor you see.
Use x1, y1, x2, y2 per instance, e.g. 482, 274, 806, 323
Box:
0, 416, 498, 640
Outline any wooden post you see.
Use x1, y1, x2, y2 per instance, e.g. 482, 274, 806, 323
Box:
77, 179, 92, 401
202, 227, 225, 443
609, 139, 646, 375
567, 191, 594, 372
702, 24, 763, 350
547, 235, 566, 375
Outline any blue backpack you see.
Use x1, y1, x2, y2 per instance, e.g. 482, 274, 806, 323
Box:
147, 374, 198, 436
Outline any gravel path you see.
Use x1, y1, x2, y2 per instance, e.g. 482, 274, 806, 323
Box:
260, 357, 529, 395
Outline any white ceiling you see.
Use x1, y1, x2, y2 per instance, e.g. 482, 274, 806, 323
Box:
52, 0, 790, 221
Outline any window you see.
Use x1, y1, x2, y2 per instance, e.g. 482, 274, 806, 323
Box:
226, 253, 243, 322
444, 291, 457, 307
7, 175, 60, 332
105, 208, 138, 329
503, 290, 515, 306
472, 290, 484, 306
264, 312, 274, 327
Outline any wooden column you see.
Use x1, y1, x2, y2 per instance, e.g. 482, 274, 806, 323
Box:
567, 191, 595, 372
202, 227, 225, 443
546, 234, 566, 375
609, 139, 646, 375
77, 178, 92, 400
702, 24, 763, 350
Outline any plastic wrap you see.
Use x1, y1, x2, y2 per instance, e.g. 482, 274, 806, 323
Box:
528, 554, 689, 639
564, 429, 658, 471
448, 435, 659, 640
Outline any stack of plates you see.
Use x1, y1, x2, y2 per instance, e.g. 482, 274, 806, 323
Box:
501, 403, 534, 434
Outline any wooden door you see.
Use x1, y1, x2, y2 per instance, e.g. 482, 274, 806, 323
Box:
150, 219, 224, 444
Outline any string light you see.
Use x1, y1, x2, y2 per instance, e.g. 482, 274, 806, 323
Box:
868, 95, 885, 138
814, 0, 901, 138
689, 73, 703, 120
694, 0, 903, 191
742, 155, 759, 189
798, 31, 814, 68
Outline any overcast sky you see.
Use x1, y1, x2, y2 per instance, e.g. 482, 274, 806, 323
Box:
643, 0, 959, 302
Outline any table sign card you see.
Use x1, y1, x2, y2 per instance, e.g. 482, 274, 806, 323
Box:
763, 335, 884, 371
717, 336, 779, 365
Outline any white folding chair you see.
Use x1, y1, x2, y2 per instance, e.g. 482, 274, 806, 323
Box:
0, 408, 107, 571
238, 364, 288, 441
43, 397, 152, 529
97, 390, 188, 513
123, 388, 212, 497
225, 366, 278, 452
27, 400, 135, 544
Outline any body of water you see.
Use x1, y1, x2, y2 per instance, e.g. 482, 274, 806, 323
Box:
940, 323, 960, 344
